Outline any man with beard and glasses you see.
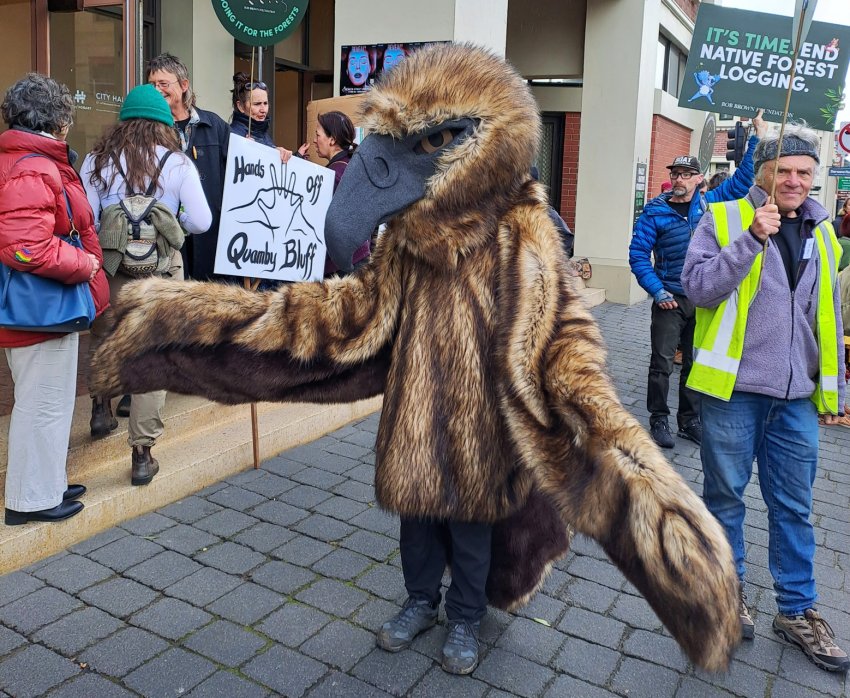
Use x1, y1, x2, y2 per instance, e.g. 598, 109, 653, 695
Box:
629, 111, 765, 449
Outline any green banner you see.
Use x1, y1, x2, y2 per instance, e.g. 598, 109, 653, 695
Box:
211, 0, 308, 46
679, 4, 850, 130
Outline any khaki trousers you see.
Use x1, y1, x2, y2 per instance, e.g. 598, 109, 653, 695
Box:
90, 249, 183, 448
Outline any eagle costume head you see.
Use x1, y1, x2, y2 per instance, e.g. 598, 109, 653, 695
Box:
326, 43, 539, 270
91, 44, 740, 673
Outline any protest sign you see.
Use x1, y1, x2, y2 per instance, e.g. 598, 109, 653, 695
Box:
211, 0, 308, 46
215, 134, 334, 282
678, 4, 850, 130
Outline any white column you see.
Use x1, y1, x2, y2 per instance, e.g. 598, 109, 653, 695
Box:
159, 0, 234, 121
574, 0, 661, 304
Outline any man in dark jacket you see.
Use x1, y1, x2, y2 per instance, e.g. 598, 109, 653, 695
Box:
146, 53, 230, 281
629, 113, 765, 448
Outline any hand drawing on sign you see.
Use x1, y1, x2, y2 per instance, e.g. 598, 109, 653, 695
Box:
227, 160, 324, 245
215, 134, 334, 282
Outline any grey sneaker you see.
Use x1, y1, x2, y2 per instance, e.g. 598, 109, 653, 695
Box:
376, 598, 438, 652
441, 619, 480, 675
650, 419, 675, 448
739, 591, 754, 640
773, 609, 849, 672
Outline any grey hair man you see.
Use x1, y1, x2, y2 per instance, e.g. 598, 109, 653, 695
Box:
145, 53, 229, 282
682, 124, 848, 672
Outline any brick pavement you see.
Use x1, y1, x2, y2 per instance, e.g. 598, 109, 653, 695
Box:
0, 299, 848, 698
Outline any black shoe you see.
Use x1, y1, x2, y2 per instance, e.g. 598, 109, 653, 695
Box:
131, 446, 160, 486
650, 419, 675, 449
63, 484, 86, 501
90, 398, 118, 439
677, 418, 702, 445
376, 597, 438, 652
441, 619, 481, 675
5, 500, 84, 526
116, 394, 131, 418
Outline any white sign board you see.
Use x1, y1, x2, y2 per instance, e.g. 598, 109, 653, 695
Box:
215, 134, 334, 281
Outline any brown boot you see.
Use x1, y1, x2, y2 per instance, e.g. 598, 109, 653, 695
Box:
131, 445, 159, 486
90, 398, 118, 439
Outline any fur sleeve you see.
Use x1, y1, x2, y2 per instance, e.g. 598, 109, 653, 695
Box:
89, 240, 402, 404
498, 201, 740, 672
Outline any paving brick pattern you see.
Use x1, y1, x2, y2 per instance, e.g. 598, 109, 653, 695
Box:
0, 300, 847, 697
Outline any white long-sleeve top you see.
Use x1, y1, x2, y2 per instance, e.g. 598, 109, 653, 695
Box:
81, 145, 212, 235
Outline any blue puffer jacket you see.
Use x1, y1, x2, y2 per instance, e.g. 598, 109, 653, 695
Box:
629, 135, 758, 298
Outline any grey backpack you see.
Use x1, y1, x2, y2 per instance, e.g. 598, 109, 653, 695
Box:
111, 151, 173, 277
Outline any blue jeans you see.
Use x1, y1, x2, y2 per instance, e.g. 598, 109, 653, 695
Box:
701, 392, 818, 616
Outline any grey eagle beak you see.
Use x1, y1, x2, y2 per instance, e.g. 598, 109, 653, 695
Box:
323, 118, 477, 271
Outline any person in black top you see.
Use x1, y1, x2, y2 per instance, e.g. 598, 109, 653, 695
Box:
146, 53, 229, 281
229, 72, 295, 165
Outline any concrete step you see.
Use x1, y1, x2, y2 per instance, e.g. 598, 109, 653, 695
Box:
0, 393, 382, 574
578, 284, 606, 308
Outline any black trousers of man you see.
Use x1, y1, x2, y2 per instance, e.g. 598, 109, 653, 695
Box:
647, 293, 700, 428
400, 517, 491, 622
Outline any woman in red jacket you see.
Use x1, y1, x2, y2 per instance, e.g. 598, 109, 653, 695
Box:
0, 74, 109, 525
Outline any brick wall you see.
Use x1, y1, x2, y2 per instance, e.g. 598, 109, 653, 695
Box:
673, 0, 699, 22
649, 115, 692, 199
559, 113, 581, 232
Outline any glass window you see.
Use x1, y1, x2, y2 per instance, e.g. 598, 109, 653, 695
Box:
655, 37, 666, 91
49, 9, 124, 161
657, 35, 687, 98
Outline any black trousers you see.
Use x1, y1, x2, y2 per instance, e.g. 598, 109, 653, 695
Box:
647, 294, 699, 427
399, 517, 491, 622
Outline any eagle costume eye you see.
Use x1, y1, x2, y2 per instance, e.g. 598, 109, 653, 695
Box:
414, 128, 462, 155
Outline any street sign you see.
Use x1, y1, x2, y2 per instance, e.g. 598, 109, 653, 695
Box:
829, 166, 850, 177
838, 123, 850, 155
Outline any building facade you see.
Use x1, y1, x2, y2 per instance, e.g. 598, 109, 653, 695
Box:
1, 0, 839, 303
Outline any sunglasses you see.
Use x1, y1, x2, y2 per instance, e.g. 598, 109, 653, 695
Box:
243, 81, 267, 91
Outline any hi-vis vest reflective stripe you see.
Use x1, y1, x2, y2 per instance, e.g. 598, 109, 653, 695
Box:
687, 198, 842, 413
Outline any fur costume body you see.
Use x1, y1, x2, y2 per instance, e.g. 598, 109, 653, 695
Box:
92, 44, 740, 671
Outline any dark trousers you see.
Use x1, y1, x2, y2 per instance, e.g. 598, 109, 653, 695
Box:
647, 294, 699, 427
400, 517, 491, 622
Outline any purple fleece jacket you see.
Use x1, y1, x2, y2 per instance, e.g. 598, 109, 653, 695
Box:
682, 185, 845, 412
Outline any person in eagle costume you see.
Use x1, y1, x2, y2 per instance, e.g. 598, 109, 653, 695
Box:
91, 44, 740, 674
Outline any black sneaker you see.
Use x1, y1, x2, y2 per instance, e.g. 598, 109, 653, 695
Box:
650, 419, 675, 448
376, 598, 438, 652
441, 619, 480, 675
677, 418, 702, 445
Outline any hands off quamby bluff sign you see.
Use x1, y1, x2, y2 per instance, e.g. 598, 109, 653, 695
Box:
211, 0, 308, 45
679, 4, 850, 130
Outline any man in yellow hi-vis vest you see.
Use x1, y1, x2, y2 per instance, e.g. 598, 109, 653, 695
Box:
682, 125, 847, 674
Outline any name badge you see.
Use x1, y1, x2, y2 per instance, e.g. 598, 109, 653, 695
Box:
802, 238, 814, 260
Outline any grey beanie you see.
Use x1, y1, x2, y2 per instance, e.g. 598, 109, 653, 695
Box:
753, 128, 819, 176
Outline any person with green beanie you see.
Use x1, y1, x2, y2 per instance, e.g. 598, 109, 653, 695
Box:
80, 82, 211, 487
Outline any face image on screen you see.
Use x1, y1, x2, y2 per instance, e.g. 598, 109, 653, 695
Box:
347, 48, 371, 87
382, 47, 406, 71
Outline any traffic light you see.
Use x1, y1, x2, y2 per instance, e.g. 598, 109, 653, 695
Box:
725, 121, 746, 166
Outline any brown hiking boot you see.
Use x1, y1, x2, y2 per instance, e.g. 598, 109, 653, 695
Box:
90, 398, 118, 439
773, 609, 849, 672
739, 591, 754, 640
131, 446, 160, 486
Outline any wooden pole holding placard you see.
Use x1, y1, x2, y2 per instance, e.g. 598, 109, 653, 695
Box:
768, 8, 809, 203
757, 1, 812, 290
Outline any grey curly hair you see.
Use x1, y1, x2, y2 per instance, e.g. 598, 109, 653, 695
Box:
145, 52, 196, 112
1, 73, 74, 134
